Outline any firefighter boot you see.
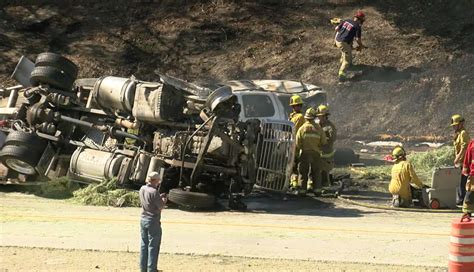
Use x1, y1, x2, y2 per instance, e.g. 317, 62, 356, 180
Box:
290, 174, 299, 189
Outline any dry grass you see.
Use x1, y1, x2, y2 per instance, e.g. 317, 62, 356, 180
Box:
72, 179, 140, 207
408, 146, 454, 180
35, 177, 81, 199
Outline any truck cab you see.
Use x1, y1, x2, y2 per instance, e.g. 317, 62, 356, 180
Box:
226, 79, 327, 122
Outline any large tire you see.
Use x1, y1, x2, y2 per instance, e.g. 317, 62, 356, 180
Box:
30, 66, 75, 91
35, 52, 78, 79
168, 188, 215, 209
4, 131, 47, 152
0, 145, 42, 175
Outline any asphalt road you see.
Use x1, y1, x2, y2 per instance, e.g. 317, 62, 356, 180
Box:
0, 191, 454, 268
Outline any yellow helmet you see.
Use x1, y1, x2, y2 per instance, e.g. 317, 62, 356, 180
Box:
289, 95, 303, 106
451, 114, 465, 126
392, 146, 406, 160
304, 108, 316, 119
316, 105, 329, 116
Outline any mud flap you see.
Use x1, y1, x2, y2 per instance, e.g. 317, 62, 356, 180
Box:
36, 143, 56, 177
11, 56, 35, 87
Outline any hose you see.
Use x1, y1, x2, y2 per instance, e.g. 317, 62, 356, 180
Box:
178, 114, 215, 187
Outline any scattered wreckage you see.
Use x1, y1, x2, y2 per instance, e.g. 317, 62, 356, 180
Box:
0, 53, 327, 209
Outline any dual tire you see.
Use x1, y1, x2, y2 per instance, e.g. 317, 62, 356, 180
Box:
30, 52, 78, 91
0, 131, 47, 176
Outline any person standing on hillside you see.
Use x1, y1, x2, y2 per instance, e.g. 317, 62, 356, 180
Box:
462, 140, 474, 215
295, 108, 327, 196
289, 95, 306, 189
451, 114, 471, 206
389, 146, 424, 207
316, 105, 337, 187
334, 11, 366, 82
139, 172, 168, 272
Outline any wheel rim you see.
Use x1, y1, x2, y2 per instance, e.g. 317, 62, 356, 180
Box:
5, 158, 36, 175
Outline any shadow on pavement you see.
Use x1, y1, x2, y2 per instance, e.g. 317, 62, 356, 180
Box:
244, 191, 380, 217
163, 188, 379, 218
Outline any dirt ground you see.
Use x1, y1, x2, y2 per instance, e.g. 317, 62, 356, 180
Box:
0, 247, 443, 272
0, 1, 473, 139
0, 190, 453, 271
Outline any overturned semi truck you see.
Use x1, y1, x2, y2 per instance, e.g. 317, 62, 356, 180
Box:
0, 53, 327, 209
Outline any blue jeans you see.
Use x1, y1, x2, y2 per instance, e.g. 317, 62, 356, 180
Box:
140, 217, 162, 272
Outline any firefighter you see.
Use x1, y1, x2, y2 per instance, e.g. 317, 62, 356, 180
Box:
289, 95, 305, 133
289, 95, 305, 188
462, 140, 474, 215
451, 114, 471, 205
316, 105, 337, 187
295, 108, 327, 196
334, 11, 366, 82
389, 146, 424, 207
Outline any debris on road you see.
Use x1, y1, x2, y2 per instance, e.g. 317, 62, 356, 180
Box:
72, 179, 140, 207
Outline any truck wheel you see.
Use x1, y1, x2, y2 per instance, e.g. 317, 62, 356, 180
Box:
30, 66, 75, 91
429, 199, 440, 209
4, 131, 47, 152
168, 188, 215, 209
35, 52, 78, 79
159, 175, 179, 194
0, 145, 42, 175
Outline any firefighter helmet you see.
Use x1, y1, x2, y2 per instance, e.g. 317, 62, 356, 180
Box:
289, 95, 304, 106
451, 114, 465, 126
316, 105, 330, 116
392, 146, 406, 160
355, 11, 366, 21
304, 108, 316, 119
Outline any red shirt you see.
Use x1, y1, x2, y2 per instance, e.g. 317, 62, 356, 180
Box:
463, 140, 474, 176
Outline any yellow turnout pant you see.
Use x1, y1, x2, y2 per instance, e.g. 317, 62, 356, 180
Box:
298, 151, 322, 191
335, 41, 352, 77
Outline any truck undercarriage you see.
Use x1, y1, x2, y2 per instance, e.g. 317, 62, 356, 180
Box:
0, 53, 296, 209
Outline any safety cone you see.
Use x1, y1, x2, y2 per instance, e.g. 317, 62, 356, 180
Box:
449, 215, 474, 271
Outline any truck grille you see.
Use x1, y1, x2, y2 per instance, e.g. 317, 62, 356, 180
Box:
255, 120, 295, 191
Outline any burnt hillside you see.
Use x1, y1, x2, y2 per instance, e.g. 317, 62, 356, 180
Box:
0, 0, 473, 140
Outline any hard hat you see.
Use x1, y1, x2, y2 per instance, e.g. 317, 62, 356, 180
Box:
289, 95, 304, 106
316, 105, 330, 116
391, 146, 406, 159
355, 11, 366, 20
451, 114, 465, 126
304, 108, 316, 119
